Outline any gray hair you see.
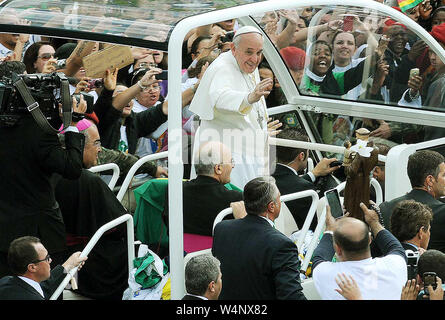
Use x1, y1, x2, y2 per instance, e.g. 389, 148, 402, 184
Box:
185, 254, 221, 296
194, 141, 225, 176
243, 176, 279, 215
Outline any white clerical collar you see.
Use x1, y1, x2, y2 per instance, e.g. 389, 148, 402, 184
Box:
18, 276, 44, 298
305, 68, 325, 82
186, 293, 208, 300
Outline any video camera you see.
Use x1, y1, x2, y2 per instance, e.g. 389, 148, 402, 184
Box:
0, 72, 92, 133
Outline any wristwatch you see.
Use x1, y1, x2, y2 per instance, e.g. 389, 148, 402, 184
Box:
137, 80, 147, 91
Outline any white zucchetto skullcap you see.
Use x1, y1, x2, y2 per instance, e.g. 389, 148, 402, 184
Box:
233, 26, 263, 39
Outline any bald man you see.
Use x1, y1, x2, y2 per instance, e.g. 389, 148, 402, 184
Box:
311, 203, 407, 300
165, 141, 244, 237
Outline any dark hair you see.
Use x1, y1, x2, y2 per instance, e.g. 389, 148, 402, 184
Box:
7, 236, 41, 276
432, 6, 445, 21
187, 55, 216, 78
331, 30, 356, 48
333, 221, 370, 256
310, 40, 332, 55
390, 200, 433, 242
407, 150, 444, 188
190, 36, 211, 56
23, 41, 53, 74
259, 59, 271, 71
0, 61, 26, 78
243, 176, 279, 216
276, 128, 309, 164
417, 249, 445, 282
130, 68, 148, 86
375, 143, 391, 167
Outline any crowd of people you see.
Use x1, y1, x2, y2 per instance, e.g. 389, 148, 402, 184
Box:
0, 0, 444, 301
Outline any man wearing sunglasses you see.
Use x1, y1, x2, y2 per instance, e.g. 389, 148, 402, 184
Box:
0, 236, 87, 300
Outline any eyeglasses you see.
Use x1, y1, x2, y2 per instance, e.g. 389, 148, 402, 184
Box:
31, 254, 51, 264
143, 85, 161, 92
38, 53, 54, 60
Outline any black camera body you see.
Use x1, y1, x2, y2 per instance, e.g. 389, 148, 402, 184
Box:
72, 92, 94, 114
406, 249, 419, 280
0, 72, 70, 128
220, 31, 235, 43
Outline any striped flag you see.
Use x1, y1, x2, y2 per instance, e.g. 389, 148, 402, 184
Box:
397, 0, 422, 12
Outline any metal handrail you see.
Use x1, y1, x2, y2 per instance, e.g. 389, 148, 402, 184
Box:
300, 178, 383, 271
116, 151, 168, 202
334, 177, 383, 206
270, 137, 387, 163
88, 163, 120, 190
212, 190, 319, 270
50, 214, 135, 300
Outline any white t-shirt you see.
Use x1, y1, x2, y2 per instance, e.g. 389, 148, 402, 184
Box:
313, 254, 407, 300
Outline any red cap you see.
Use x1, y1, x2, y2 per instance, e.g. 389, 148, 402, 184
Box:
430, 22, 445, 44
280, 46, 306, 71
383, 19, 407, 33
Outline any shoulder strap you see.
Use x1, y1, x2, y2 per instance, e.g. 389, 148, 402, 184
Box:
13, 74, 72, 135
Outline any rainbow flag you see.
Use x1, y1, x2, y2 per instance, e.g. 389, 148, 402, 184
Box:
397, 0, 423, 12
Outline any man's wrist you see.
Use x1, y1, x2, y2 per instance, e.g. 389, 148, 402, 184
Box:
369, 221, 384, 236
137, 80, 146, 91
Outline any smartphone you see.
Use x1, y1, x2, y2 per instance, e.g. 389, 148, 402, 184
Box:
409, 68, 419, 79
423, 272, 437, 295
325, 188, 344, 219
342, 15, 355, 32
330, 160, 343, 167
156, 70, 168, 81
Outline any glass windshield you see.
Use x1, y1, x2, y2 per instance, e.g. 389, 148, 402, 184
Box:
253, 5, 445, 156
0, 0, 255, 43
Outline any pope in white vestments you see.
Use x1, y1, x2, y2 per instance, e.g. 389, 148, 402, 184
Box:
189, 26, 274, 189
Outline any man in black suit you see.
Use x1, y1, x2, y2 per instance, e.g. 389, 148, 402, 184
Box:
379, 150, 445, 253
181, 140, 244, 236
390, 199, 433, 253
0, 236, 87, 300
389, 200, 433, 279
0, 61, 86, 277
182, 254, 222, 300
272, 129, 340, 231
212, 176, 307, 300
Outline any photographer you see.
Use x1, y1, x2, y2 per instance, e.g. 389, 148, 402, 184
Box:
0, 61, 87, 277
401, 249, 445, 300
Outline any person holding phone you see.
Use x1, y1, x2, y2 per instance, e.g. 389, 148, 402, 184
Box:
401, 249, 445, 300
273, 128, 340, 231
312, 203, 407, 300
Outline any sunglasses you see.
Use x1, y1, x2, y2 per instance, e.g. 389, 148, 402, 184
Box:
38, 53, 54, 60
